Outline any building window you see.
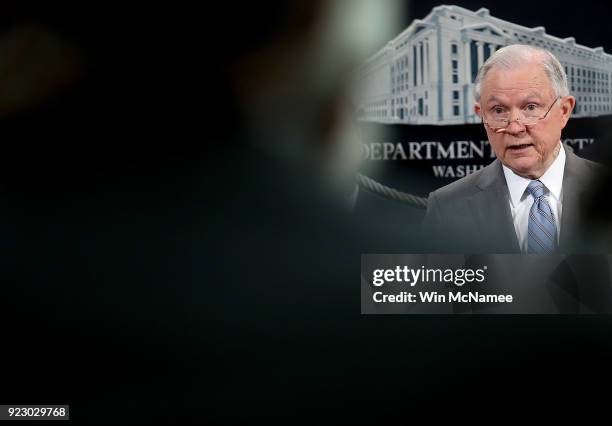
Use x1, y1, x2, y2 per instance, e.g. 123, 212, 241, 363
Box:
451, 59, 459, 84
453, 90, 460, 100
484, 43, 492, 61
451, 43, 458, 54
453, 105, 460, 116
418, 98, 424, 116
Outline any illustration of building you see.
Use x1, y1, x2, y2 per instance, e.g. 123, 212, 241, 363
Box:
357, 5, 612, 125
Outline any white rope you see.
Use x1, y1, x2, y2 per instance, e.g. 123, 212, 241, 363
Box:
356, 173, 428, 209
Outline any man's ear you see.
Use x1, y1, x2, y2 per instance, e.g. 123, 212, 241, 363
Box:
474, 102, 481, 117
559, 96, 575, 129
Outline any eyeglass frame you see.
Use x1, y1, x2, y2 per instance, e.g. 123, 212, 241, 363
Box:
481, 96, 562, 130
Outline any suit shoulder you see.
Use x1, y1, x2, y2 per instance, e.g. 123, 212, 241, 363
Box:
428, 163, 492, 203
580, 156, 607, 174
570, 150, 609, 180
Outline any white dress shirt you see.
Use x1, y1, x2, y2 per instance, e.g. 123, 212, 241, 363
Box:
502, 142, 566, 253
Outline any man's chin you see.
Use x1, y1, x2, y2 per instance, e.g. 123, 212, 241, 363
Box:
504, 159, 539, 179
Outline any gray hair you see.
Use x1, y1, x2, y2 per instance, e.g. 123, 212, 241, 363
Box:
473, 44, 569, 101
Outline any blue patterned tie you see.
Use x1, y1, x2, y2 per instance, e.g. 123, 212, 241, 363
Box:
526, 180, 558, 253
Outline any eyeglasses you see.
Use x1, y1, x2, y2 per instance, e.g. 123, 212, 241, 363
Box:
482, 96, 561, 131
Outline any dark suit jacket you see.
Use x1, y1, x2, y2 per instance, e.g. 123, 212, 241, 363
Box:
421, 145, 608, 253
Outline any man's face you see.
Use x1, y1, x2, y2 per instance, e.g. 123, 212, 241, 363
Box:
474, 62, 575, 179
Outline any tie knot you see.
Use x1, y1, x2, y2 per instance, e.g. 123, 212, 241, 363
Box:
526, 180, 546, 199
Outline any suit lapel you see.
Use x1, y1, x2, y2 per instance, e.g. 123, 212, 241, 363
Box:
468, 159, 521, 253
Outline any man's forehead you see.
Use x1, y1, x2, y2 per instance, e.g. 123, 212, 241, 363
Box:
485, 90, 545, 104
482, 64, 554, 100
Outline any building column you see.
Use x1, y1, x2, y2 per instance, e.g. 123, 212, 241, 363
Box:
463, 38, 471, 84
477, 41, 484, 69
415, 43, 421, 87
424, 40, 429, 85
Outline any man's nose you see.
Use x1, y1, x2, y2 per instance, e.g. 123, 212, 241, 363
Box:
503, 109, 526, 135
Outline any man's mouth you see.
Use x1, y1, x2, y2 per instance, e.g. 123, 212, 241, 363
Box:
507, 143, 533, 151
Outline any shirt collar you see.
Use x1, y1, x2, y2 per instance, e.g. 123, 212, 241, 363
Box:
502, 142, 566, 207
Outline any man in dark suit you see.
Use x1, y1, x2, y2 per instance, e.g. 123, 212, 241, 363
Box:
422, 44, 607, 253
